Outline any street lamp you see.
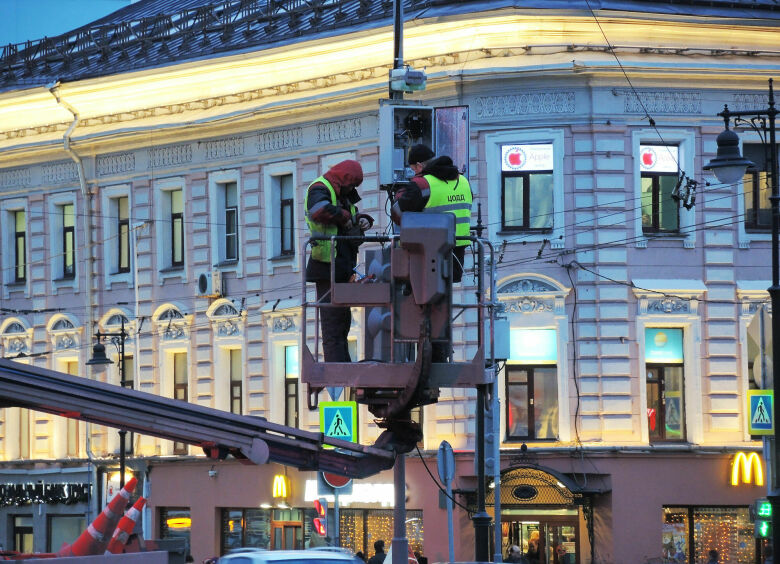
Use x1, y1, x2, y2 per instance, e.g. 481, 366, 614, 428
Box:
87, 317, 130, 488
704, 78, 778, 554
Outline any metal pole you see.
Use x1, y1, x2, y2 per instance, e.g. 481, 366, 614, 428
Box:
765, 78, 780, 558
334, 489, 340, 548
392, 454, 408, 564
391, 0, 403, 101
118, 317, 126, 489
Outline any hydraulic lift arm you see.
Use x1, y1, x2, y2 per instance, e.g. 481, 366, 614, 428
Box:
0, 358, 394, 479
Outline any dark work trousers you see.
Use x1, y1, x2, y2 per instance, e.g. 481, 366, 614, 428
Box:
316, 279, 352, 362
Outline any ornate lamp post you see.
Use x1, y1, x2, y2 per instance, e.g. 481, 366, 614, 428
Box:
86, 318, 130, 488
704, 78, 778, 553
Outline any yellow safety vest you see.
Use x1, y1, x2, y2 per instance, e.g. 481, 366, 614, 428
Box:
421, 175, 473, 246
305, 176, 356, 262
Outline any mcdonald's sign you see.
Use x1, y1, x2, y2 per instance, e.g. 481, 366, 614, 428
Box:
730, 452, 764, 487
272, 474, 289, 498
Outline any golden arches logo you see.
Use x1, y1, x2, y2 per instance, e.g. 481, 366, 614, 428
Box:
272, 474, 289, 498
730, 452, 764, 486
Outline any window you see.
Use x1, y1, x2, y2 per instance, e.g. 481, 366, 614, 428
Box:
645, 328, 685, 442
229, 349, 242, 415
14, 210, 26, 283
62, 204, 75, 279
223, 182, 239, 263
121, 355, 134, 455
639, 145, 680, 234
742, 143, 776, 232
505, 329, 558, 441
221, 508, 272, 553
48, 515, 85, 552
160, 507, 191, 556
13, 515, 33, 552
278, 174, 295, 256
339, 509, 424, 557
663, 506, 754, 564
285, 345, 299, 428
501, 144, 553, 232
173, 352, 188, 454
115, 196, 130, 273
65, 361, 81, 457
170, 189, 184, 267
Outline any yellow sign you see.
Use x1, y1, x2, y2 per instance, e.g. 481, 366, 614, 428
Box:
730, 451, 764, 486
272, 474, 289, 498
166, 517, 192, 529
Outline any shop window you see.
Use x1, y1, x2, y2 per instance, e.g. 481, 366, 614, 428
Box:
663, 506, 754, 563
339, 509, 423, 557
160, 507, 191, 555
271, 508, 303, 550
13, 515, 33, 553
500, 144, 553, 232
742, 143, 776, 232
640, 145, 680, 234
285, 345, 299, 428
221, 508, 272, 553
645, 328, 685, 442
505, 329, 558, 441
48, 515, 85, 552
229, 349, 242, 415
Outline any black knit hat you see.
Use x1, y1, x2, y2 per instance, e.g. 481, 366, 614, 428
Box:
407, 144, 435, 165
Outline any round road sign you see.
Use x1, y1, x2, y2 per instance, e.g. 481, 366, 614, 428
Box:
322, 472, 351, 488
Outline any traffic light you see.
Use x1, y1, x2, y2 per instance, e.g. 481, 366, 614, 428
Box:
753, 498, 772, 538
313, 498, 328, 536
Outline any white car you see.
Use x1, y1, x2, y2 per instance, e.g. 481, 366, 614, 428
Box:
218, 549, 363, 564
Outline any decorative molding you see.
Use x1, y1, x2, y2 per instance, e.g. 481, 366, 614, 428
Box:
498, 279, 558, 294
257, 127, 303, 153
622, 90, 701, 114
149, 144, 192, 168
1, 322, 32, 356
647, 297, 691, 314
732, 93, 767, 112
475, 92, 575, 119
205, 136, 244, 160
42, 161, 79, 184
272, 316, 296, 332
503, 297, 554, 314
208, 302, 245, 339
154, 307, 191, 340
49, 318, 81, 351
316, 118, 362, 144
97, 152, 136, 176
0, 167, 31, 189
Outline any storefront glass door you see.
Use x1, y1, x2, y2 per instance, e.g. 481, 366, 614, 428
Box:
501, 516, 578, 564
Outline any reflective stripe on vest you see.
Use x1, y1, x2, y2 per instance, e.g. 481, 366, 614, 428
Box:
305, 176, 355, 262
422, 175, 473, 246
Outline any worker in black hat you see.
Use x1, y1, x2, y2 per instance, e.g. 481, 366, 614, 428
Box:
391, 144, 472, 283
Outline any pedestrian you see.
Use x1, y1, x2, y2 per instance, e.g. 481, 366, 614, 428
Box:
505, 544, 528, 563
391, 144, 473, 284
367, 539, 386, 564
356, 551, 366, 562
525, 531, 542, 564
305, 159, 374, 362
706, 549, 719, 563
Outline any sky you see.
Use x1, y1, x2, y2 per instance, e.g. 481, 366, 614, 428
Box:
0, 0, 136, 46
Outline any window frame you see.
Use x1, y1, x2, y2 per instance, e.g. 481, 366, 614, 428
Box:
632, 131, 696, 248
279, 173, 295, 257
208, 170, 243, 276
646, 363, 686, 442
170, 189, 184, 267
640, 171, 680, 234
117, 196, 130, 273
263, 162, 300, 276
62, 203, 75, 279
14, 209, 27, 283
741, 142, 776, 233
173, 351, 189, 454
505, 364, 559, 441
284, 344, 299, 428
229, 348, 242, 415
101, 185, 133, 288
486, 130, 565, 248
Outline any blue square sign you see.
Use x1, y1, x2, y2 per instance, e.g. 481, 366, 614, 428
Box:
748, 390, 774, 435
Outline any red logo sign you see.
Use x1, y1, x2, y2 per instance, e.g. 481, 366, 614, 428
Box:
641, 147, 656, 168
503, 146, 526, 170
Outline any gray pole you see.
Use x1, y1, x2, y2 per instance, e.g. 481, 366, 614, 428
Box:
392, 455, 408, 564
334, 489, 340, 547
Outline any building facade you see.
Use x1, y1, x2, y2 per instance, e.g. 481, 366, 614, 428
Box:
0, 1, 778, 562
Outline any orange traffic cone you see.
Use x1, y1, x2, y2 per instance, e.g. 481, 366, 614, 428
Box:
58, 477, 138, 556
105, 497, 146, 554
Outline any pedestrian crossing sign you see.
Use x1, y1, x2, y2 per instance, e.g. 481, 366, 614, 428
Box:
320, 401, 357, 444
748, 390, 774, 435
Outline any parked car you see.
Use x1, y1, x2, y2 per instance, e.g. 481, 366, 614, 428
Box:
219, 549, 363, 564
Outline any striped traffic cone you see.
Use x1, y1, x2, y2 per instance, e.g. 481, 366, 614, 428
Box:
105, 497, 146, 554
58, 477, 138, 556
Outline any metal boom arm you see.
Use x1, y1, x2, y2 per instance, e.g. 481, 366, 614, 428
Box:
0, 358, 394, 478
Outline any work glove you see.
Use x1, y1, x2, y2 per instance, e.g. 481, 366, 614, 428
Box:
355, 213, 375, 231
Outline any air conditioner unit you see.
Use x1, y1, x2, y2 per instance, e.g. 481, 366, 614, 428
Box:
197, 269, 222, 297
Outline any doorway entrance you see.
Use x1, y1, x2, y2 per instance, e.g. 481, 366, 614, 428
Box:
501, 512, 578, 564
